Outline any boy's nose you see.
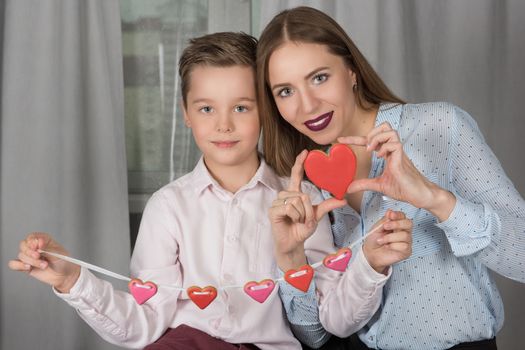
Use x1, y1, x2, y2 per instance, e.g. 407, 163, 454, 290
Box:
216, 114, 234, 132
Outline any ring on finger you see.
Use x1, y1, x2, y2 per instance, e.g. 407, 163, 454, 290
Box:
283, 198, 288, 206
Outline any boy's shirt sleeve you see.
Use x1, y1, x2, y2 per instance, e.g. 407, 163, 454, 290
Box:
277, 182, 392, 347
54, 191, 182, 348
317, 248, 390, 338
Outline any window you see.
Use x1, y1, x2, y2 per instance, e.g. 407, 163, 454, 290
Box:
120, 0, 253, 214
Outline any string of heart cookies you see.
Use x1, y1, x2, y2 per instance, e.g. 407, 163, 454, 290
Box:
39, 222, 383, 310
41, 144, 365, 310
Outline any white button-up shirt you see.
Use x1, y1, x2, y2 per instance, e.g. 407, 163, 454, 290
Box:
55, 157, 389, 349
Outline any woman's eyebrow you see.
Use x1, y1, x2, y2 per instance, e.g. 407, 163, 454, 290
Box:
271, 66, 330, 92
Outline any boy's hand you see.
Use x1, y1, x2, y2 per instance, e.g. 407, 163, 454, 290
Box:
8, 232, 80, 293
269, 150, 346, 271
363, 210, 413, 274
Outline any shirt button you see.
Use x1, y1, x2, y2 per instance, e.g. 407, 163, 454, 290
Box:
228, 235, 237, 243
232, 198, 238, 205
223, 273, 234, 283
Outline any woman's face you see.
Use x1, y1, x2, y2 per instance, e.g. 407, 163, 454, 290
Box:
268, 41, 357, 145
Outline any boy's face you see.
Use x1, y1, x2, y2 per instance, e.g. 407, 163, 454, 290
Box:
183, 65, 260, 171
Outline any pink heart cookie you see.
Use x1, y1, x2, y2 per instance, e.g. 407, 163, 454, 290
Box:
128, 279, 158, 305
243, 279, 275, 303
323, 248, 352, 272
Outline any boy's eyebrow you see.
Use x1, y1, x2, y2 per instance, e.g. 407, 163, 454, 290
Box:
191, 98, 213, 105
191, 97, 256, 105
271, 66, 330, 92
236, 97, 257, 102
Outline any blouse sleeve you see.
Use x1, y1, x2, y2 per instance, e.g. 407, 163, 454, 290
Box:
436, 105, 525, 282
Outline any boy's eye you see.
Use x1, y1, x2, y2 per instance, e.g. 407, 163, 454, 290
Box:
234, 105, 250, 113
313, 73, 328, 84
199, 106, 213, 113
277, 87, 293, 98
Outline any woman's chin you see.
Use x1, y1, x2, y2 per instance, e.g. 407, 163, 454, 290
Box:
308, 132, 338, 146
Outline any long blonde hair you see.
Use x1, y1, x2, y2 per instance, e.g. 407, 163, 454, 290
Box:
257, 6, 404, 176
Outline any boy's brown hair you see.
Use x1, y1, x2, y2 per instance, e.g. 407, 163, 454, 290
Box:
178, 32, 258, 108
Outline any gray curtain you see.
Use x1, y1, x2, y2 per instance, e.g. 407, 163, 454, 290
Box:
258, 1, 525, 349
1, 1, 129, 349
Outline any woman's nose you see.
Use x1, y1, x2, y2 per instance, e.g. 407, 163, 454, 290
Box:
299, 88, 320, 114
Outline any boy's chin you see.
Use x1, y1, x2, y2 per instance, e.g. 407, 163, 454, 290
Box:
204, 153, 257, 168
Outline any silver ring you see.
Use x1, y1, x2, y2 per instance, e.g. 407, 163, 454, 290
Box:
283, 199, 288, 206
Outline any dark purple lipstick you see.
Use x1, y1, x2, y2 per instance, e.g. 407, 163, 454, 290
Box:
304, 111, 333, 131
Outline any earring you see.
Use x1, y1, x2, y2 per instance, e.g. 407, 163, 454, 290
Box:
353, 83, 357, 90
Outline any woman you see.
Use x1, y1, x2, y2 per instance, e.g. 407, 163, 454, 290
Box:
257, 6, 525, 350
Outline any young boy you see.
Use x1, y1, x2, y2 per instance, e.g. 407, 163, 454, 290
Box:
9, 32, 412, 349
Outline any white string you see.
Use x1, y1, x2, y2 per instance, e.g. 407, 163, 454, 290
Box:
38, 250, 131, 282
38, 250, 187, 291
38, 222, 386, 292
310, 221, 386, 269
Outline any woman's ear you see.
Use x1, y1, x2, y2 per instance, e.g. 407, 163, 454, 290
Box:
349, 70, 357, 87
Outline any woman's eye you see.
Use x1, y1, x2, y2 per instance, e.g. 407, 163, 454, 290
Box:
199, 106, 213, 113
234, 105, 248, 113
278, 87, 293, 98
313, 73, 328, 84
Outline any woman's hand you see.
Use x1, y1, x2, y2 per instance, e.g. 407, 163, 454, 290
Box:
363, 210, 413, 274
269, 150, 346, 271
8, 232, 80, 293
338, 122, 456, 221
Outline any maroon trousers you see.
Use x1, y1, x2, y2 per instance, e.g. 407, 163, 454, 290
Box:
144, 324, 260, 350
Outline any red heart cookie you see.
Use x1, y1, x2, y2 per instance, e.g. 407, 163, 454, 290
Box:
244, 279, 276, 303
323, 248, 352, 272
128, 279, 157, 305
187, 286, 218, 310
284, 265, 314, 292
304, 144, 357, 199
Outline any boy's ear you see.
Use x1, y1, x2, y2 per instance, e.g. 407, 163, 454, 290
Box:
181, 100, 191, 128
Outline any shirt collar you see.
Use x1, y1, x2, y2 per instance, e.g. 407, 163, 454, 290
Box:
375, 103, 404, 130
252, 157, 281, 193
191, 157, 216, 195
191, 155, 281, 196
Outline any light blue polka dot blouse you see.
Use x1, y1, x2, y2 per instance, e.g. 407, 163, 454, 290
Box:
278, 102, 525, 349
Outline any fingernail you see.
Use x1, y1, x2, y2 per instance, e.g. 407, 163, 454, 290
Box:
377, 238, 384, 244
40, 262, 47, 269
307, 220, 315, 228
24, 264, 31, 270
